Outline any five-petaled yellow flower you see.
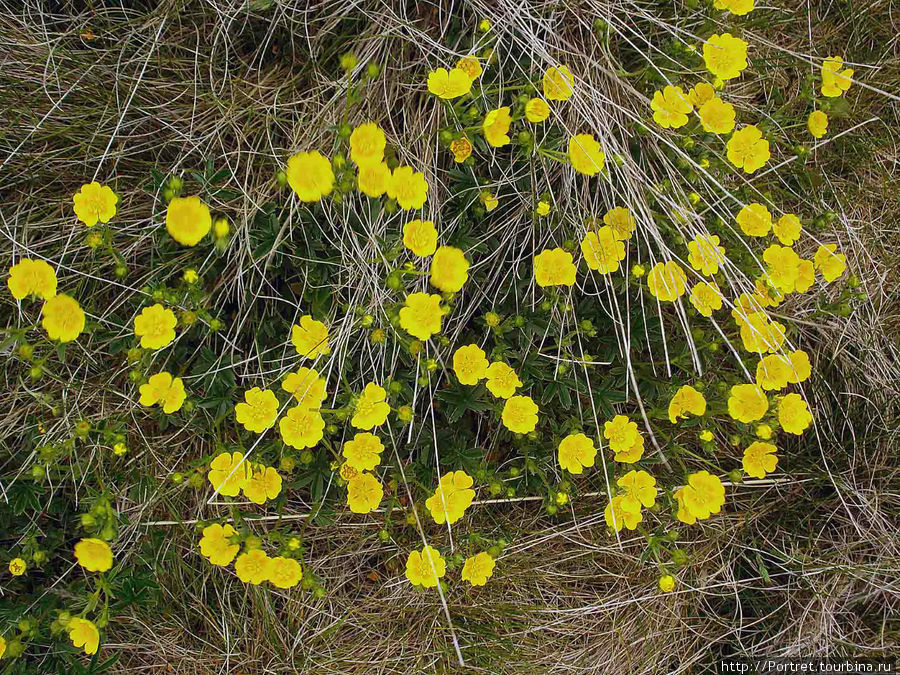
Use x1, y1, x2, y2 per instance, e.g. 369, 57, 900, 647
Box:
399, 292, 445, 340
581, 227, 625, 274
281, 367, 327, 409
501, 395, 539, 434
68, 617, 100, 655
647, 261, 687, 302
208, 451, 251, 496
351, 383, 391, 430
534, 248, 577, 287
199, 523, 240, 566
807, 110, 828, 138
243, 465, 283, 504
139, 372, 187, 413
668, 385, 706, 423
268, 556, 303, 588
821, 56, 854, 98
425, 470, 475, 524
651, 85, 692, 129
388, 166, 429, 210
405, 545, 446, 587
349, 122, 386, 166
605, 495, 642, 532
525, 97, 550, 123
461, 552, 495, 586
74, 538, 113, 573
235, 387, 279, 433
427, 67, 472, 99
557, 433, 597, 474
347, 472, 383, 513
727, 125, 770, 174
291, 315, 330, 359
8, 258, 57, 300
736, 202, 772, 236
287, 150, 335, 202
42, 294, 85, 343
702, 33, 749, 80
279, 406, 325, 449
403, 220, 438, 257
342, 432, 383, 472
568, 134, 605, 176
134, 303, 177, 350
430, 245, 469, 292
453, 344, 488, 385
778, 393, 812, 435
617, 470, 657, 513
166, 196, 212, 246
484, 361, 522, 399
73, 182, 118, 227
482, 107, 512, 147
543, 65, 575, 101
813, 244, 846, 282
743, 441, 778, 479
727, 383, 768, 423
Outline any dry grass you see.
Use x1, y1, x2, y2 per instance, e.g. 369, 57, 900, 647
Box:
1, 0, 899, 672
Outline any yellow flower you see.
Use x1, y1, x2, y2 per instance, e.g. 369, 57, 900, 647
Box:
742, 441, 777, 479
73, 182, 118, 227
501, 395, 539, 434
668, 385, 707, 423
388, 166, 429, 210
484, 361, 522, 399
349, 122, 386, 166
426, 470, 475, 524
543, 65, 575, 101
602, 418, 638, 457
279, 406, 325, 449
736, 202, 772, 237
74, 538, 113, 573
268, 556, 303, 588
821, 56, 854, 97
795, 259, 815, 293
755, 354, 793, 391
699, 430, 714, 442
165, 196, 212, 246
651, 85, 692, 129
342, 432, 384, 471
687, 82, 716, 107
727, 383, 768, 423
134, 304, 176, 350
681, 471, 726, 520
357, 161, 392, 197
243, 465, 283, 504
399, 292, 445, 340
68, 617, 100, 655
461, 552, 495, 586
480, 191, 499, 212
557, 433, 597, 474
807, 110, 828, 138
659, 574, 676, 592
405, 545, 446, 588
281, 367, 327, 409
687, 234, 726, 276
604, 495, 642, 532
403, 220, 438, 257
647, 261, 688, 302
702, 33, 749, 80
430, 245, 470, 292
581, 226, 626, 274
453, 344, 488, 385
763, 245, 802, 293
208, 451, 251, 497
199, 523, 239, 566
214, 217, 230, 238
427, 67, 472, 99
698, 97, 736, 134
813, 244, 846, 282
773, 213, 802, 245
739, 311, 786, 354
536, 201, 551, 216
756, 423, 773, 440
234, 549, 271, 585
139, 372, 187, 413
235, 387, 279, 433
347, 472, 383, 514
525, 97, 550, 123
456, 56, 482, 79
450, 136, 473, 162
42, 294, 85, 343
182, 268, 199, 284
8, 258, 57, 300
714, 0, 754, 13
778, 393, 812, 435
9, 558, 26, 576
534, 248, 576, 287
286, 150, 335, 202
614, 434, 645, 463
603, 207, 636, 240
689, 281, 724, 316
568, 134, 605, 176
727, 125, 770, 174
291, 315, 330, 359
787, 349, 811, 384
351, 383, 391, 430
482, 107, 512, 147
617, 469, 657, 513
673, 487, 697, 525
